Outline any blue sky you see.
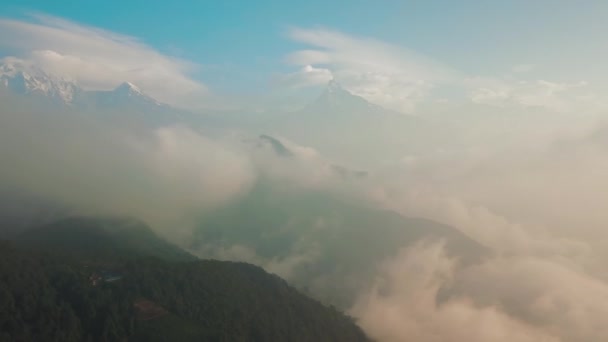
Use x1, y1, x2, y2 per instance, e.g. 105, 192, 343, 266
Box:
2, 1, 602, 70
0, 0, 607, 111
0, 0, 411, 90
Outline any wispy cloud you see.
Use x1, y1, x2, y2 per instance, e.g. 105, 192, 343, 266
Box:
465, 77, 606, 112
0, 92, 255, 240
282, 27, 608, 116
284, 27, 459, 113
351, 242, 561, 342
354, 116, 608, 341
275, 65, 333, 88
0, 13, 207, 108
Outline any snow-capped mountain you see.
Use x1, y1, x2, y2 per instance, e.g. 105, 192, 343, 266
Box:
71, 81, 173, 114
263, 80, 428, 167
0, 61, 167, 110
88, 81, 167, 109
0, 61, 82, 104
0, 60, 189, 127
291, 79, 414, 128
308, 79, 391, 114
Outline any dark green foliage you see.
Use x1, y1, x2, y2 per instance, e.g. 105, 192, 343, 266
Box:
0, 218, 369, 341
0, 241, 135, 342
124, 258, 369, 341
132, 313, 211, 342
14, 216, 196, 262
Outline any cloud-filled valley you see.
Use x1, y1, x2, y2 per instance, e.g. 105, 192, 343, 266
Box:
2, 10, 608, 342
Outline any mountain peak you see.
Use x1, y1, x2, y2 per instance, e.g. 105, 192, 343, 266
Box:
258, 134, 294, 157
114, 81, 143, 95
0, 60, 81, 103
89, 82, 165, 109
326, 79, 343, 92
323, 79, 352, 98
0, 59, 42, 78
310, 79, 377, 112
103, 81, 164, 107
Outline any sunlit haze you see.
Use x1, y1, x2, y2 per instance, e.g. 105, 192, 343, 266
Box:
1, 2, 608, 341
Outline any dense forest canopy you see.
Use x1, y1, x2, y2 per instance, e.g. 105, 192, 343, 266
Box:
0, 217, 369, 341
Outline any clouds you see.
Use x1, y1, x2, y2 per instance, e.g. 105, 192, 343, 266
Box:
4, 11, 608, 342
351, 238, 608, 342
351, 242, 560, 342
276, 65, 333, 88
1, 13, 603, 115
284, 27, 458, 113
0, 92, 255, 239
343, 113, 608, 341
195, 243, 320, 281
357, 241, 608, 342
0, 14, 207, 108
451, 255, 608, 342
281, 27, 608, 116
466, 77, 605, 112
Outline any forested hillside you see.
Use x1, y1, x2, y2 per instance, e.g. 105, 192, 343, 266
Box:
0, 218, 369, 341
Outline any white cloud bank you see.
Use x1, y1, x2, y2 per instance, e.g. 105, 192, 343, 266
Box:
0, 14, 207, 108
3, 12, 608, 342
0, 93, 255, 241
351, 116, 608, 342
466, 77, 606, 113
351, 242, 561, 342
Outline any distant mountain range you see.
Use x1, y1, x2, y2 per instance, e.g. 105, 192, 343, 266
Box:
0, 60, 194, 128
0, 61, 167, 110
0, 61, 435, 166
1, 61, 79, 103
